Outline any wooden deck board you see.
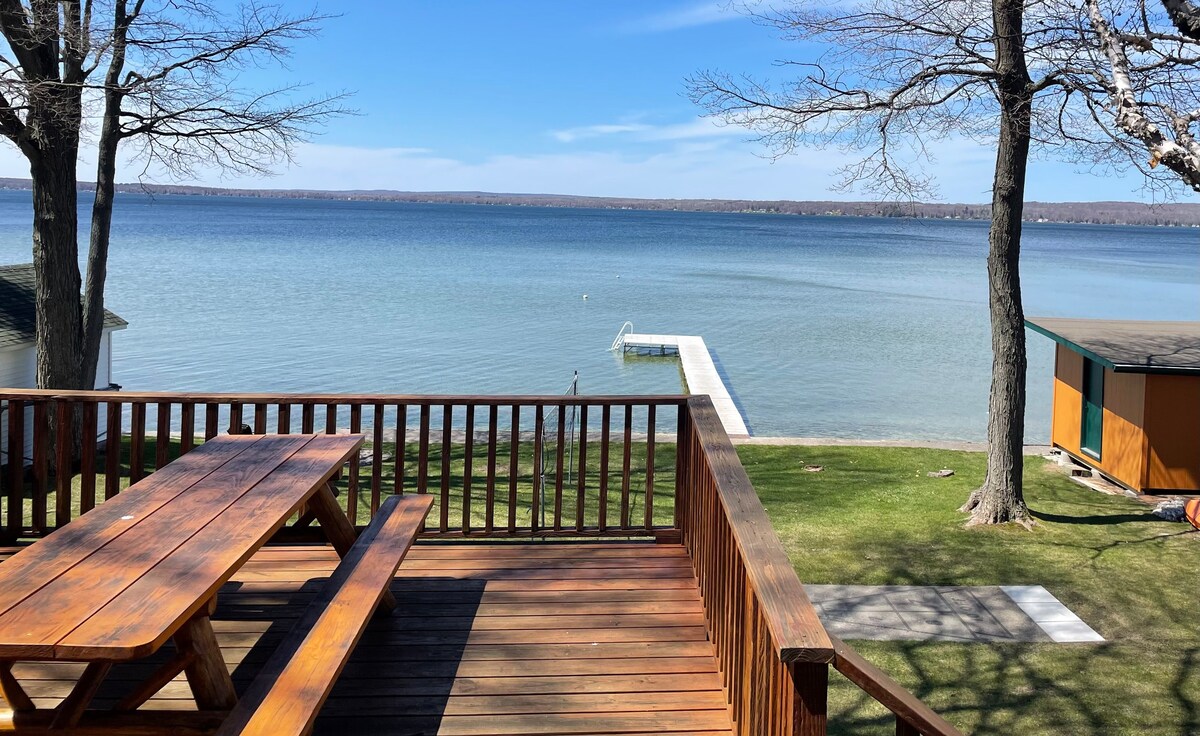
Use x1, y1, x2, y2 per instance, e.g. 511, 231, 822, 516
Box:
0, 543, 733, 735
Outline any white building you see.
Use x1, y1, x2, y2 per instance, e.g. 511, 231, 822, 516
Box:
0, 263, 127, 466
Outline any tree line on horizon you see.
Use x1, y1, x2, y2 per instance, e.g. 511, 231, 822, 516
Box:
0, 177, 1196, 227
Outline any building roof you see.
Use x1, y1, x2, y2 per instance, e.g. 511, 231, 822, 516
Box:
0, 263, 127, 350
1026, 317, 1200, 375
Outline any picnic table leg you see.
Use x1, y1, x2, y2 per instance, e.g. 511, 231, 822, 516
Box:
49, 661, 112, 729
309, 481, 398, 612
173, 612, 237, 711
0, 660, 33, 711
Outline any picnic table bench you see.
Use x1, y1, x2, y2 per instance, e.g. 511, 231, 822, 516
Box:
0, 433, 432, 735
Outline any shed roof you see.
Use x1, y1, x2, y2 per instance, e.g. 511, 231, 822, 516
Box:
1026, 317, 1200, 375
0, 264, 127, 350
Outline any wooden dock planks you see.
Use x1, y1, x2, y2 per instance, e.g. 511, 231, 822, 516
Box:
0, 543, 735, 736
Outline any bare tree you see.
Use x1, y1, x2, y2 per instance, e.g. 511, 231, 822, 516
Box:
1162, 0, 1200, 39
688, 0, 1199, 525
0, 1, 345, 393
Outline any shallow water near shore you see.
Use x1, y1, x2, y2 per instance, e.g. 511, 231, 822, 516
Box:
0, 190, 1194, 442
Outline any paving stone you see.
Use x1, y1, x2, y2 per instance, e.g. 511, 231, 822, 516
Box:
1016, 601, 1078, 622
896, 611, 976, 641
886, 589, 954, 613
1039, 620, 1104, 643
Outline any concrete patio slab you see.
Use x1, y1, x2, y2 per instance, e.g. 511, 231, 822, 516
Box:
805, 584, 1103, 643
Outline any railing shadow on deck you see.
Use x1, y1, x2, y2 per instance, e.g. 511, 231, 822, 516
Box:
0, 389, 963, 736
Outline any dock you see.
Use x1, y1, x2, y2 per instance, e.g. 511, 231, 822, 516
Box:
620, 333, 750, 437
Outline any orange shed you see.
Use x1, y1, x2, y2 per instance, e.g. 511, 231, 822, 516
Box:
1027, 317, 1200, 494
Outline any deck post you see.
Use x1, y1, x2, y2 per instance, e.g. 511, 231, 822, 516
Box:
792, 662, 828, 736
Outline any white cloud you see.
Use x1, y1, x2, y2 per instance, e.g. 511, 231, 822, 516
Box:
622, 2, 739, 33
551, 123, 651, 143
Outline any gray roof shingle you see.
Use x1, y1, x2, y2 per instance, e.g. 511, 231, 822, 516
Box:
0, 263, 127, 350
1026, 317, 1200, 374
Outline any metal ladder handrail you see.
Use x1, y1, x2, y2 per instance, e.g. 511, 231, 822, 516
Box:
609, 321, 634, 351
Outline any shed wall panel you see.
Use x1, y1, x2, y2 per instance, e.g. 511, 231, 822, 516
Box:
1051, 346, 1083, 451
1144, 374, 1200, 492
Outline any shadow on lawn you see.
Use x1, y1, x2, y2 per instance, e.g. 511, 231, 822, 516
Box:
1030, 509, 1159, 525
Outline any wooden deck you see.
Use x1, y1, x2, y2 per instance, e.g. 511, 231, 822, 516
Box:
0, 542, 735, 735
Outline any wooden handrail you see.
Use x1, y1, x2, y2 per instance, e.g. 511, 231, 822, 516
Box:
685, 396, 833, 662
830, 634, 964, 736
0, 389, 689, 406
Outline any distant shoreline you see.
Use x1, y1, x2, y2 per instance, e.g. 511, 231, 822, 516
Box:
0, 177, 1197, 227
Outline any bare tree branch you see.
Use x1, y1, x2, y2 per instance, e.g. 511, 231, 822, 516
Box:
1162, 0, 1200, 39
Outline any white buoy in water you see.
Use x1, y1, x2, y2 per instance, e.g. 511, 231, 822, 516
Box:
582, 294, 589, 300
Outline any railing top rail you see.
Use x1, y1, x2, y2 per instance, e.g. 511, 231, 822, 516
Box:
0, 390, 690, 407
830, 634, 964, 736
686, 395, 834, 663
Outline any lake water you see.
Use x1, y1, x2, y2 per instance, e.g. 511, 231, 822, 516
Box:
0, 190, 1194, 442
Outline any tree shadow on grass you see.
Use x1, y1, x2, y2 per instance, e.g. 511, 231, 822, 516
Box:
1030, 509, 1157, 525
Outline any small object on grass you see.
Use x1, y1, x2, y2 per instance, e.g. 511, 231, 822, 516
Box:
804, 465, 823, 472
928, 469, 955, 478
1180, 499, 1200, 528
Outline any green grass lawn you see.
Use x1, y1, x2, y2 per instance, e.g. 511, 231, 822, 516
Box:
737, 444, 1200, 736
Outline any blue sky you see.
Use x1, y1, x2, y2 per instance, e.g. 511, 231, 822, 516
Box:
0, 1, 1179, 202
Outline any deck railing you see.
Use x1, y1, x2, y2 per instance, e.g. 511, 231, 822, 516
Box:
0, 388, 962, 735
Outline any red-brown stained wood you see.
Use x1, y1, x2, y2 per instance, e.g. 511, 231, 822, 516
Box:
553, 406, 565, 531
463, 405, 475, 535
30, 403, 47, 534
6, 399, 24, 539
439, 406, 452, 532
180, 402, 196, 455
347, 404, 362, 523
129, 402, 146, 484
172, 615, 236, 711
301, 404, 315, 435
598, 405, 610, 532
277, 404, 292, 435
0, 660, 33, 711
507, 406, 519, 533
155, 402, 171, 471
215, 495, 432, 736
79, 403, 98, 514
204, 403, 218, 440
54, 402, 72, 527
229, 403, 243, 436
485, 406, 497, 533
104, 402, 121, 500
575, 404, 588, 532
620, 404, 633, 528
324, 404, 337, 435
645, 405, 656, 529
371, 405, 384, 514
395, 404, 407, 496
532, 406, 544, 533
252, 403, 267, 435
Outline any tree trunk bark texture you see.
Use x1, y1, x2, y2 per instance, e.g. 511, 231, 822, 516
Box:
962, 0, 1034, 526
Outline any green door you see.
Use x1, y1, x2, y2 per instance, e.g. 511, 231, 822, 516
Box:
1080, 358, 1104, 458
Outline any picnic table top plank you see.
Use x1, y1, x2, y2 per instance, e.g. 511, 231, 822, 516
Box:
0, 433, 363, 662
58, 435, 364, 660
0, 438, 257, 622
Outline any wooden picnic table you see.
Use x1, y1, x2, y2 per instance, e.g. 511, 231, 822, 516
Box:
0, 433, 364, 730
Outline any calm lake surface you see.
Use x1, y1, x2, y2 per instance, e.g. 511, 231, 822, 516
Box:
0, 190, 1195, 442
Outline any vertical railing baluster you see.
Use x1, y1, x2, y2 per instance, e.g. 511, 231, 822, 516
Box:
54, 401, 72, 528
485, 405, 497, 534
204, 403, 218, 440
31, 402, 48, 534
439, 405, 452, 533
229, 402, 244, 435
507, 405, 519, 533
105, 402, 121, 500
394, 404, 407, 495
417, 405, 430, 494
348, 404, 361, 524
129, 403, 146, 484
576, 404, 588, 532
370, 404, 384, 514
278, 403, 292, 434
532, 405, 543, 534
5, 399, 24, 539
553, 403, 565, 532
180, 402, 195, 454
253, 403, 267, 434
324, 404, 337, 435
80, 402, 98, 514
645, 404, 656, 529
462, 405, 474, 534
598, 404, 610, 533
155, 402, 171, 470
620, 404, 633, 529
301, 403, 315, 434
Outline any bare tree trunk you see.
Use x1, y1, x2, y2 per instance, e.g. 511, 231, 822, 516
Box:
961, 0, 1033, 526
1163, 0, 1200, 40
28, 116, 84, 391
